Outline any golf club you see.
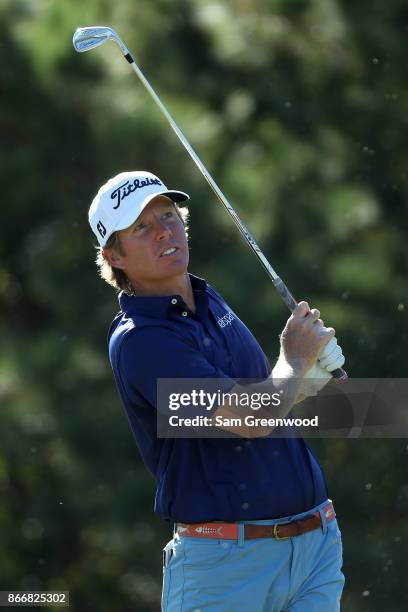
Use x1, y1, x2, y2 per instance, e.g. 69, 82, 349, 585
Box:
73, 26, 347, 382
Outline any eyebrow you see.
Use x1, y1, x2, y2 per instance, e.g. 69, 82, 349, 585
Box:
131, 203, 175, 228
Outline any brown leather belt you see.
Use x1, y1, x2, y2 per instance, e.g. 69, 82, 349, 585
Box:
176, 501, 335, 541
244, 513, 321, 540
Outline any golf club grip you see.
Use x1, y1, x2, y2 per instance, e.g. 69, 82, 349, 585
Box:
330, 367, 348, 382
272, 277, 348, 383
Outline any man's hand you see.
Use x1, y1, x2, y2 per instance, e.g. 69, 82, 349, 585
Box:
318, 336, 345, 372
279, 301, 335, 376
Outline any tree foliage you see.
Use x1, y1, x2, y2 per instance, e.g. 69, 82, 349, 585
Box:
1, 0, 407, 609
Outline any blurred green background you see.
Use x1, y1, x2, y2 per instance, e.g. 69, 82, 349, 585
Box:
1, 0, 407, 610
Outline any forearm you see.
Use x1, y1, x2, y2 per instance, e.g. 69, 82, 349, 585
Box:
213, 355, 306, 437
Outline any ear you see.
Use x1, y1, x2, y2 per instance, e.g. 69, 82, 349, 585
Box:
102, 247, 126, 270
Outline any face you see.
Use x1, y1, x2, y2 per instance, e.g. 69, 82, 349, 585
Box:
104, 195, 189, 294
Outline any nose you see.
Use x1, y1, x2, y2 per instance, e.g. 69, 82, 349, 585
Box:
154, 217, 172, 240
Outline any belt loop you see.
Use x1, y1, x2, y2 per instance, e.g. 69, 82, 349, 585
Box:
238, 523, 245, 547
318, 504, 328, 534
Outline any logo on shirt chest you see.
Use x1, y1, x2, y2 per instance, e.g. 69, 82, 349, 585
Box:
217, 311, 235, 328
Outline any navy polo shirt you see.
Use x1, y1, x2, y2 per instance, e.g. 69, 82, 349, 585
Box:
108, 274, 328, 523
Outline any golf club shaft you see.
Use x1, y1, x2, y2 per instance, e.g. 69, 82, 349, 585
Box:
125, 56, 302, 306
123, 52, 346, 382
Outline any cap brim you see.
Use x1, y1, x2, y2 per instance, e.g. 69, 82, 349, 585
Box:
161, 190, 190, 205
110, 189, 190, 239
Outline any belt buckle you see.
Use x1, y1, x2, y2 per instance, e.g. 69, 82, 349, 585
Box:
273, 522, 290, 540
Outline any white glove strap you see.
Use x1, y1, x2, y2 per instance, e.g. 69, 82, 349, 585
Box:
302, 362, 332, 396
305, 362, 332, 381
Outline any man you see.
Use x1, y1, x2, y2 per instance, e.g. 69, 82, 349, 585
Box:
89, 170, 345, 611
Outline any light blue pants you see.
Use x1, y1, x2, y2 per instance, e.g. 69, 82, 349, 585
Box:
162, 499, 345, 611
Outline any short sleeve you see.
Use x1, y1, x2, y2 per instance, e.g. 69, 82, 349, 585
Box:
117, 326, 236, 413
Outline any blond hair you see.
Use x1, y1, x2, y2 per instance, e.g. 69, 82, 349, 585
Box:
95, 204, 189, 294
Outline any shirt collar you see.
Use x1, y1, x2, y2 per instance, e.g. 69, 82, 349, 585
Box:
118, 273, 207, 319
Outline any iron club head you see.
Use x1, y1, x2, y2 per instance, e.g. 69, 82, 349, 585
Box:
72, 26, 129, 55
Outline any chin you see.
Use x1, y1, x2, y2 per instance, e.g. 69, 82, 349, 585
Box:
168, 259, 189, 275
162, 252, 189, 271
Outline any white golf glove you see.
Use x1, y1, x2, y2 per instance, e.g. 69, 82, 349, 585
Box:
317, 336, 345, 372
301, 337, 345, 397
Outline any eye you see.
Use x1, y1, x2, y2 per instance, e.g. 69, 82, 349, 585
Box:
162, 210, 174, 220
133, 222, 147, 232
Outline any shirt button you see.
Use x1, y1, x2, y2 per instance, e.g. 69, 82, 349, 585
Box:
171, 298, 178, 305
181, 311, 188, 317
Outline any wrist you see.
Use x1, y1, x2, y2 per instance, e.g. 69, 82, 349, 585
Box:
273, 354, 309, 379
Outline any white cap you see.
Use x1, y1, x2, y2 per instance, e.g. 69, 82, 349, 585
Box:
89, 171, 190, 246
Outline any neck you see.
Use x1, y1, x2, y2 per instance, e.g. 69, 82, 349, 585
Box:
127, 272, 196, 312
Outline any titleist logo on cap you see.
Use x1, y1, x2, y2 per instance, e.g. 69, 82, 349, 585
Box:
110, 177, 162, 210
